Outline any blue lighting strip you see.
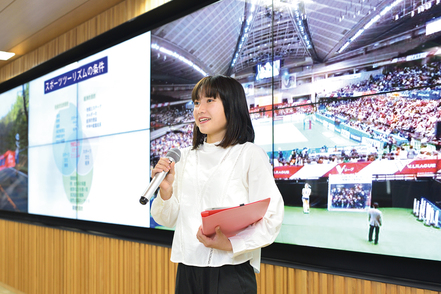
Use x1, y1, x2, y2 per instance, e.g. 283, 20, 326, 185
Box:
293, 3, 312, 50
231, 3, 256, 68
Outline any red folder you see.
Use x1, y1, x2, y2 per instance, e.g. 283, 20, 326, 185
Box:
201, 198, 270, 237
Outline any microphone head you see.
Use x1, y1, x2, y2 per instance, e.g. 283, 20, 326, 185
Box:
166, 148, 181, 163
139, 196, 148, 205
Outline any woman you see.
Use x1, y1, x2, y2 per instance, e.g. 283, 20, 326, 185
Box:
151, 75, 284, 293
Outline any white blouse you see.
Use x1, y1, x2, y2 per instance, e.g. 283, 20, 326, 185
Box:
151, 141, 284, 273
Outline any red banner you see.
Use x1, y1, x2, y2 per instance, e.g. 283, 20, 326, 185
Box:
322, 162, 372, 177
273, 165, 303, 179
274, 159, 441, 180
395, 159, 438, 175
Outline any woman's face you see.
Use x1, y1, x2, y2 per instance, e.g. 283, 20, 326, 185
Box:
193, 94, 227, 144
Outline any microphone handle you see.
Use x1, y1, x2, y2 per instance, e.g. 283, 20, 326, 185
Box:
139, 170, 167, 205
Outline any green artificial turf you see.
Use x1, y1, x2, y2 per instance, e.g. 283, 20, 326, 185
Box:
277, 206, 441, 261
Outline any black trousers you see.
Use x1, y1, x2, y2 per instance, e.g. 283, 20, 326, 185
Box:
368, 225, 380, 244
175, 262, 257, 294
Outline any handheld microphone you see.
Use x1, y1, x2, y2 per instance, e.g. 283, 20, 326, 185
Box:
139, 148, 181, 205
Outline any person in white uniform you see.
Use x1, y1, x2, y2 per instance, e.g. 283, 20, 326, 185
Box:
302, 183, 311, 213
151, 75, 284, 294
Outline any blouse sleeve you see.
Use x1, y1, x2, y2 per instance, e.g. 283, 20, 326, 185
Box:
228, 144, 284, 257
150, 177, 180, 228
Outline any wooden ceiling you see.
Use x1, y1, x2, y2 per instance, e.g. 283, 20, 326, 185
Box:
0, 0, 124, 68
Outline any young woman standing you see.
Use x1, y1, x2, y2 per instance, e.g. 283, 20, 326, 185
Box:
151, 75, 284, 294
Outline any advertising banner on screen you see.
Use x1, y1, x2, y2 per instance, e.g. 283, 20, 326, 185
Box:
274, 165, 303, 179
323, 162, 372, 177
273, 159, 441, 180
281, 73, 296, 89
0, 150, 15, 171
395, 159, 438, 175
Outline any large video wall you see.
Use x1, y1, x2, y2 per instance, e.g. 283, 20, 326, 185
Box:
1, 0, 441, 289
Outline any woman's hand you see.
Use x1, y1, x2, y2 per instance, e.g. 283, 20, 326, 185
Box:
152, 157, 175, 200
196, 226, 233, 251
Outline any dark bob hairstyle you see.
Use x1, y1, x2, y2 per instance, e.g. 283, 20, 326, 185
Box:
191, 75, 255, 149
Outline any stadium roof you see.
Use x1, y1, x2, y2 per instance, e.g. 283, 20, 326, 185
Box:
151, 0, 441, 85
0, 0, 440, 86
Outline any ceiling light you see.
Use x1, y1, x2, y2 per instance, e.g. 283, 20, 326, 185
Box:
338, 0, 404, 54
0, 51, 15, 60
151, 43, 207, 76
338, 41, 350, 53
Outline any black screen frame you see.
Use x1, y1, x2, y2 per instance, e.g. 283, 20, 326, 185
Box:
0, 0, 440, 291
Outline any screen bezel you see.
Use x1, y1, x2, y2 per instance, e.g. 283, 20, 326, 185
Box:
0, 0, 440, 291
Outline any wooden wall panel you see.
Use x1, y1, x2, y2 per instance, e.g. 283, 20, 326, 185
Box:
0, 219, 441, 294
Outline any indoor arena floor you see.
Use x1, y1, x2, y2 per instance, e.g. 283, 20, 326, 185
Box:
253, 117, 354, 153
277, 206, 441, 261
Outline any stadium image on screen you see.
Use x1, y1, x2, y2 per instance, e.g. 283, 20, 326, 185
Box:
148, 0, 441, 264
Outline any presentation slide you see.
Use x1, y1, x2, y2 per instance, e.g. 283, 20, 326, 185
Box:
28, 64, 78, 147
76, 131, 151, 227
27, 32, 152, 225
28, 143, 78, 218
76, 33, 151, 139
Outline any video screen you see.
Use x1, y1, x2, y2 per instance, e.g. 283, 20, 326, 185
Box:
0, 85, 28, 213
256, 60, 280, 80
328, 174, 372, 211
148, 0, 441, 264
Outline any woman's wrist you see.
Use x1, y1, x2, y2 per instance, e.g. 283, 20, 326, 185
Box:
159, 186, 173, 200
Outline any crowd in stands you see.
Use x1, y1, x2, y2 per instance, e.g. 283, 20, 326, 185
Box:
321, 94, 440, 141
150, 105, 194, 129
274, 103, 314, 116
319, 60, 441, 143
327, 60, 441, 97
275, 140, 439, 167
150, 124, 193, 165
329, 185, 370, 209
152, 93, 441, 168
295, 60, 441, 165
250, 101, 314, 119
151, 60, 441, 168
